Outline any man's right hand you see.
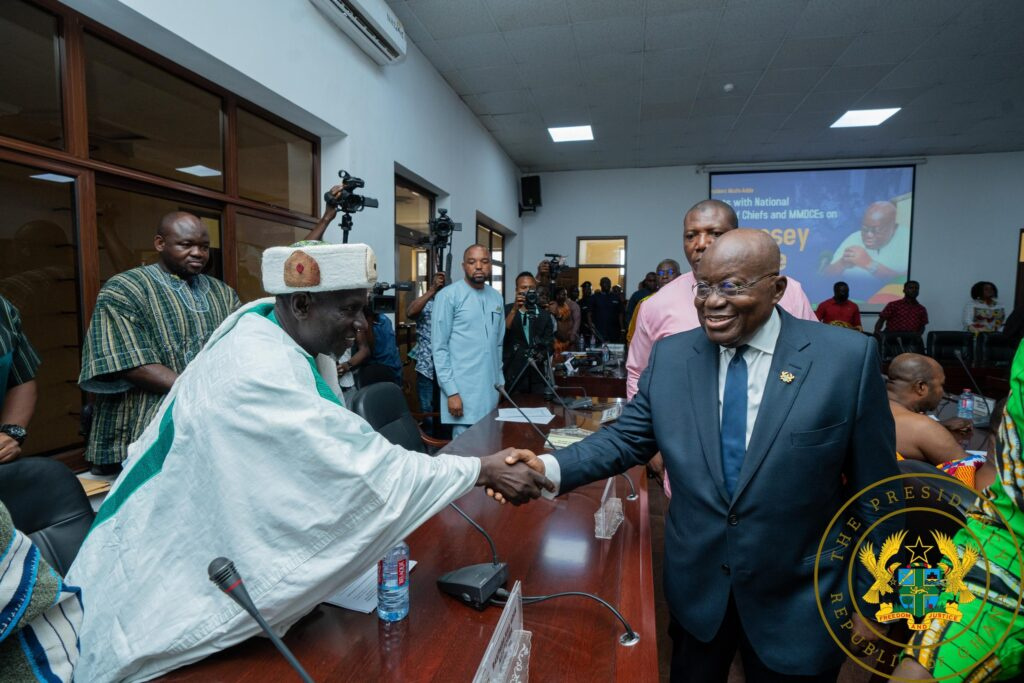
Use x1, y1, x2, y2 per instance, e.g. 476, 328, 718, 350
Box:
515, 292, 526, 310
448, 394, 463, 417
477, 448, 554, 505
646, 452, 665, 482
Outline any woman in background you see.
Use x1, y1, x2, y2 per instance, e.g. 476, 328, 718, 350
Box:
964, 280, 1005, 334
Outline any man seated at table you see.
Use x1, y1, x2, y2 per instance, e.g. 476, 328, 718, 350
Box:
66, 241, 551, 682
887, 353, 985, 485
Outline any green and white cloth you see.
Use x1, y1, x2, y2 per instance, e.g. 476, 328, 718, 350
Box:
67, 299, 480, 681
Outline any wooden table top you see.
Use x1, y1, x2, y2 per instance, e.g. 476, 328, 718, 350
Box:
161, 397, 658, 682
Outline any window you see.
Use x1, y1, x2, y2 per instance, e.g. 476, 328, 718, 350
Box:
577, 237, 626, 290
85, 33, 225, 191
476, 225, 505, 297
236, 213, 309, 302
0, 1, 321, 462
0, 1, 63, 148
238, 109, 314, 214
0, 160, 81, 456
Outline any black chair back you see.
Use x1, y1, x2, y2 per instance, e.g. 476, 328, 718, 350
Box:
978, 333, 1017, 367
348, 382, 426, 453
926, 330, 973, 363
878, 332, 924, 362
354, 363, 399, 389
0, 458, 95, 575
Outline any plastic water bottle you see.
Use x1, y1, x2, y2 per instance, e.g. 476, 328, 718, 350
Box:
601, 343, 610, 365
377, 541, 409, 622
957, 389, 974, 420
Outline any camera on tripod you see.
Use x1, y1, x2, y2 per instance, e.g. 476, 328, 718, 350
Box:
325, 171, 379, 213
523, 288, 541, 314
544, 253, 567, 280
417, 208, 463, 278
370, 280, 414, 314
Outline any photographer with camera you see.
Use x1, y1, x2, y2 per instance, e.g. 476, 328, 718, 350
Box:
503, 272, 555, 394
407, 272, 446, 431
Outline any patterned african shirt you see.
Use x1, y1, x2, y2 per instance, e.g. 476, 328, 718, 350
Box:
409, 298, 436, 380
79, 265, 239, 464
0, 296, 40, 410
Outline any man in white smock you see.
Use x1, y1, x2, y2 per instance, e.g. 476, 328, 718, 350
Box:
65, 241, 551, 682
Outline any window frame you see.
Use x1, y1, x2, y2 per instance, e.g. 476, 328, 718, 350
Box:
576, 235, 628, 290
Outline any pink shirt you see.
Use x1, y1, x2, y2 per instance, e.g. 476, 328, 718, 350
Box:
627, 271, 818, 399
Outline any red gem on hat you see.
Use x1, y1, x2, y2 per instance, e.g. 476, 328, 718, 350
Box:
297, 263, 304, 274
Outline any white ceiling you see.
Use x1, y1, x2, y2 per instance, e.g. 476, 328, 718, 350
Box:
389, 0, 1024, 172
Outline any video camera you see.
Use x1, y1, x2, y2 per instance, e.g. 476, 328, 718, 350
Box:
370, 281, 414, 315
544, 253, 567, 280
325, 171, 379, 214
418, 208, 463, 278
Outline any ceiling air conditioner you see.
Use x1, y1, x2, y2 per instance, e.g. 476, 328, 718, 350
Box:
309, 0, 407, 65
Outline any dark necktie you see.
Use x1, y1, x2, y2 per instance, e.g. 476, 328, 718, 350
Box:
521, 311, 530, 344
721, 345, 749, 498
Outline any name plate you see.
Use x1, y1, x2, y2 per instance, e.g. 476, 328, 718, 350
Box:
473, 580, 532, 682
594, 477, 624, 539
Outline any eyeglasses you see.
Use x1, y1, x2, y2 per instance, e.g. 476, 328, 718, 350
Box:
657, 268, 678, 277
692, 272, 779, 300
861, 223, 895, 235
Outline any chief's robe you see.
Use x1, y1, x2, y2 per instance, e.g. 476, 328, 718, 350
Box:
67, 299, 480, 682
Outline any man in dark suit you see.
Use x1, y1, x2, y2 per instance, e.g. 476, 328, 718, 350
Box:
501, 230, 898, 681
503, 271, 555, 394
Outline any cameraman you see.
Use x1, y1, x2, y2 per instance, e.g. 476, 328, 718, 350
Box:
503, 272, 554, 394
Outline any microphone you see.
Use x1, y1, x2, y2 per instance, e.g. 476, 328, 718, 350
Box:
553, 384, 593, 410
437, 504, 509, 610
494, 384, 637, 500
208, 558, 314, 683
495, 383, 558, 452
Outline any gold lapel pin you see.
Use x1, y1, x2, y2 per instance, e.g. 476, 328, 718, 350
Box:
780, 371, 795, 384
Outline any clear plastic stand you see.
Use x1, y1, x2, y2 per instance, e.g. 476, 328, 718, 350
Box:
594, 477, 624, 539
474, 580, 532, 682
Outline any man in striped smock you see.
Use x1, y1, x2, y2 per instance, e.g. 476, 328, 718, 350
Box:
79, 212, 239, 474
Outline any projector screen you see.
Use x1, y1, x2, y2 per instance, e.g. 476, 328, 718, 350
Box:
709, 166, 914, 310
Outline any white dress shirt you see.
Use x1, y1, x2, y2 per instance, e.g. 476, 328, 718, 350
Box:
540, 308, 783, 495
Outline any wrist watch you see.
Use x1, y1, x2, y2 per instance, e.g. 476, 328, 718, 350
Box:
867, 260, 880, 274
0, 424, 26, 445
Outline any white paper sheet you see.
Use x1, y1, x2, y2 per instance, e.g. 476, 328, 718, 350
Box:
323, 560, 417, 613
495, 407, 555, 424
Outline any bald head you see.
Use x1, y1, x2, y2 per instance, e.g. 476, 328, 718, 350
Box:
860, 201, 897, 249
887, 353, 945, 412
683, 199, 740, 269
158, 211, 203, 239
154, 211, 209, 280
686, 199, 739, 229
699, 228, 781, 278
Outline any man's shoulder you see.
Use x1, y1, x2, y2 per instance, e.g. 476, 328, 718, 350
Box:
199, 274, 237, 298
651, 326, 707, 356
785, 311, 870, 350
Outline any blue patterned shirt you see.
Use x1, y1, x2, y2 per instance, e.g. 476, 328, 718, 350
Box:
410, 299, 435, 380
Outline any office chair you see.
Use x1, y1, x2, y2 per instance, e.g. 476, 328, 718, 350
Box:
0, 457, 95, 576
978, 333, 1017, 367
926, 330, 974, 363
353, 362, 400, 389
878, 331, 924, 362
348, 382, 449, 453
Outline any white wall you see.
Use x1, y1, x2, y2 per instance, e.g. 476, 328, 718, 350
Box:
521, 151, 1024, 332
62, 0, 523, 287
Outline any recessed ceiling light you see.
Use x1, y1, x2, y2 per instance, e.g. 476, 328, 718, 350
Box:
175, 164, 222, 177
30, 173, 74, 183
830, 108, 901, 128
548, 125, 593, 142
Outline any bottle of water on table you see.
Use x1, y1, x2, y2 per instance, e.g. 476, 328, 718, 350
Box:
957, 389, 974, 420
377, 540, 409, 622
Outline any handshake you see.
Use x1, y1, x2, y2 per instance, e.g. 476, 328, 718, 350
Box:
476, 448, 553, 505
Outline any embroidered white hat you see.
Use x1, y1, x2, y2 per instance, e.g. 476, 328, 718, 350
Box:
261, 240, 377, 294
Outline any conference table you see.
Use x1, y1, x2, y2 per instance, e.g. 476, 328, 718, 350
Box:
161, 396, 658, 682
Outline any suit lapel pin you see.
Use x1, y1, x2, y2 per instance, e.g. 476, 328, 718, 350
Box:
780, 371, 795, 384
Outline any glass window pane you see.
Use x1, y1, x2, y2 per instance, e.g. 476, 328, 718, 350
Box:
491, 264, 503, 297
578, 266, 624, 290
0, 1, 63, 148
0, 160, 81, 455
578, 238, 626, 265
236, 214, 308, 302
395, 184, 431, 235
476, 225, 488, 247
85, 34, 224, 191
96, 185, 223, 282
237, 109, 313, 214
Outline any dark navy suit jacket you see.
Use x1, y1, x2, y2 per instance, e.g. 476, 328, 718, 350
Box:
553, 309, 898, 675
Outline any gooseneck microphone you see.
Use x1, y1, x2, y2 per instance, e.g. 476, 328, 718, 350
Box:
207, 558, 315, 683
495, 383, 558, 452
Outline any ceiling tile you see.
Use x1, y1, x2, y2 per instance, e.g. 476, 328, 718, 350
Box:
436, 33, 514, 68
794, 89, 862, 113
573, 17, 644, 58
406, 0, 498, 40
743, 93, 801, 115
440, 70, 471, 93
516, 61, 585, 89
836, 29, 934, 67
642, 77, 701, 106
586, 81, 642, 108
589, 101, 641, 126
643, 47, 710, 82
874, 0, 967, 29
538, 107, 593, 127
391, 2, 432, 44
566, 0, 645, 22
876, 60, 945, 90
580, 52, 644, 84
530, 85, 588, 111
815, 64, 893, 92
770, 35, 854, 69
706, 41, 776, 74
503, 25, 578, 64
853, 86, 929, 109
458, 65, 525, 94
692, 96, 747, 116
475, 89, 533, 115
696, 71, 761, 99
719, 0, 806, 43
646, 0, 726, 14
641, 101, 696, 121
754, 67, 827, 95
483, 0, 570, 31
733, 113, 789, 131
416, 39, 455, 72
644, 9, 720, 51
789, 0, 884, 38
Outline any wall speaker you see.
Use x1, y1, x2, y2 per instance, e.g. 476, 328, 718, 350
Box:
521, 175, 542, 209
